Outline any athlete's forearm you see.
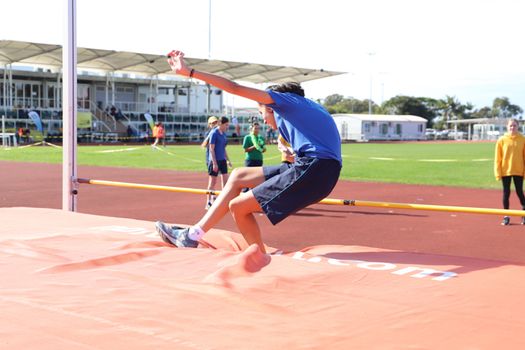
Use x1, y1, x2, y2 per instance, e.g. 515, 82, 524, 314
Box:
168, 50, 272, 104
191, 69, 272, 105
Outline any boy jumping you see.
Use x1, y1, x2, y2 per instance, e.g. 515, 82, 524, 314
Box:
156, 50, 342, 254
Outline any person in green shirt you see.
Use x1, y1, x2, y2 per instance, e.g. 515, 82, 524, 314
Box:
242, 122, 266, 167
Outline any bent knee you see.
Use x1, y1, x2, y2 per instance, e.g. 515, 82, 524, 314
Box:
229, 167, 247, 181
228, 167, 255, 186
229, 196, 244, 213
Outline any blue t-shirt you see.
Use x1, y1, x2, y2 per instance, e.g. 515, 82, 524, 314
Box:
208, 127, 228, 162
203, 127, 217, 162
267, 90, 342, 164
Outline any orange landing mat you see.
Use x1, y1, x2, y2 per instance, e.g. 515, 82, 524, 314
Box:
1, 207, 525, 349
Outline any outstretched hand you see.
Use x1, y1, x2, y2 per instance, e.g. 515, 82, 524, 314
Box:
167, 50, 190, 77
166, 49, 274, 106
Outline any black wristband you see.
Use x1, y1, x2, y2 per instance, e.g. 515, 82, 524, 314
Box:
189, 68, 195, 78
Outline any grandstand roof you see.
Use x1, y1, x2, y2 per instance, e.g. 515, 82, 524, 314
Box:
0, 40, 345, 84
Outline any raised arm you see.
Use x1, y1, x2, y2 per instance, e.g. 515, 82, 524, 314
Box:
167, 50, 274, 105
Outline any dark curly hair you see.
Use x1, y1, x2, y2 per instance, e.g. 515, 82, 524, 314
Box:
266, 82, 305, 97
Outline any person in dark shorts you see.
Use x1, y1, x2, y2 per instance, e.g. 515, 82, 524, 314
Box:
241, 122, 266, 192
201, 116, 219, 209
242, 122, 266, 167
277, 134, 295, 164
205, 117, 232, 209
156, 50, 342, 254
494, 118, 525, 225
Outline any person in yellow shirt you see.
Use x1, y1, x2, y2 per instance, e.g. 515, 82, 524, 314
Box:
494, 118, 525, 225
277, 134, 295, 164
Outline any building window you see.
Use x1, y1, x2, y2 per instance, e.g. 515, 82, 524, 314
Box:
364, 123, 371, 133
396, 124, 402, 135
380, 123, 388, 135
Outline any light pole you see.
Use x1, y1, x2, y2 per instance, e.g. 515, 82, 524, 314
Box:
368, 52, 375, 115
378, 72, 389, 105
208, 0, 212, 59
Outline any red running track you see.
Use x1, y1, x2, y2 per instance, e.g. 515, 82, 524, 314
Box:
2, 161, 525, 263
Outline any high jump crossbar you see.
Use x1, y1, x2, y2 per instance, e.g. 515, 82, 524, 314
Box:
77, 178, 525, 217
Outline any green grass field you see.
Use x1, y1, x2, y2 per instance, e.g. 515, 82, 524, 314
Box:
0, 142, 498, 189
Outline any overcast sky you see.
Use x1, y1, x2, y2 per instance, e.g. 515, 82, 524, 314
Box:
3, 0, 524, 109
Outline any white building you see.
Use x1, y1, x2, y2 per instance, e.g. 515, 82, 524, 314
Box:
332, 114, 427, 141
447, 118, 515, 141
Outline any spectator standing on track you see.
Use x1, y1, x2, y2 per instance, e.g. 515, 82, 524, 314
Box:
241, 122, 266, 193
204, 116, 232, 210
17, 127, 24, 144
201, 116, 219, 208
126, 125, 134, 142
24, 128, 31, 143
277, 134, 295, 164
152, 122, 165, 147
155, 50, 341, 254
242, 122, 266, 167
231, 115, 240, 143
151, 123, 158, 146
494, 118, 525, 225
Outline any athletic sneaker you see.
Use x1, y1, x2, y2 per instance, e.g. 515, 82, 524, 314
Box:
155, 221, 199, 248
521, 217, 525, 225
501, 216, 510, 226
205, 201, 212, 210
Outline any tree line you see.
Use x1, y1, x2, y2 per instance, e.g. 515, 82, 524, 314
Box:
321, 94, 523, 130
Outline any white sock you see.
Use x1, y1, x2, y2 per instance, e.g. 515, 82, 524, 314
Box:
187, 225, 205, 241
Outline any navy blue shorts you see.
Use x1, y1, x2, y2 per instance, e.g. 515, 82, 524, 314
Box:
245, 159, 263, 167
252, 157, 341, 225
208, 159, 228, 176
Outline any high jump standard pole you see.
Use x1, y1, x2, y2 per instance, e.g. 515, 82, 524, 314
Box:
62, 0, 78, 211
